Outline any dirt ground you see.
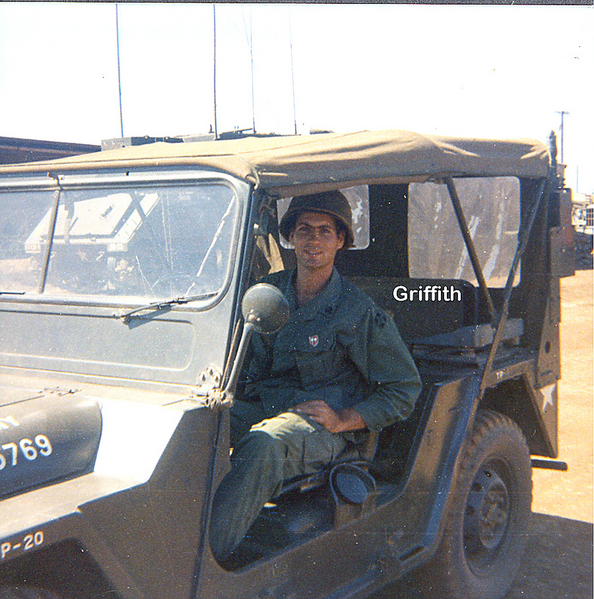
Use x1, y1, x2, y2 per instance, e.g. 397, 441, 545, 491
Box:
505, 267, 593, 598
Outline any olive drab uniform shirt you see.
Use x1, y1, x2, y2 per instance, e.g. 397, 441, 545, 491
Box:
244, 268, 421, 437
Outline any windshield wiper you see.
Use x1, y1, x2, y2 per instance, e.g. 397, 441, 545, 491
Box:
118, 292, 217, 324
0, 291, 26, 296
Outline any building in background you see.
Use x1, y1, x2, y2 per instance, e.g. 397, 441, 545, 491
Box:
0, 136, 100, 165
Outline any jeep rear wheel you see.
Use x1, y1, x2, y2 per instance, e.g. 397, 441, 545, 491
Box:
416, 409, 532, 599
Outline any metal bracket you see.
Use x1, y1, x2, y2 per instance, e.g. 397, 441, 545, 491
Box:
195, 366, 222, 391
204, 388, 234, 410
194, 367, 233, 410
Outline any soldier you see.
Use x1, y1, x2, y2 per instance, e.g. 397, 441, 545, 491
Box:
210, 190, 421, 564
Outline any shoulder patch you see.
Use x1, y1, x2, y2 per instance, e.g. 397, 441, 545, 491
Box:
373, 310, 387, 329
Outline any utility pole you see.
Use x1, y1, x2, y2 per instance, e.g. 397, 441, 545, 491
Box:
556, 110, 569, 164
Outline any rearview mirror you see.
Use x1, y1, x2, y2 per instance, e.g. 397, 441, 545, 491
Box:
241, 283, 290, 334
206, 283, 289, 409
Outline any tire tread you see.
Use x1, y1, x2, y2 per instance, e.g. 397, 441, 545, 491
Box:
414, 409, 532, 599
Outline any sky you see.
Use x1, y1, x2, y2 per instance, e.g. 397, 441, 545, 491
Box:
0, 3, 592, 193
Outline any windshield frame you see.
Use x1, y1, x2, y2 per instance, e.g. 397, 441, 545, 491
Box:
0, 169, 249, 311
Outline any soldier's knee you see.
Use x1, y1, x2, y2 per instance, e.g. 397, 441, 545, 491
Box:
233, 429, 287, 464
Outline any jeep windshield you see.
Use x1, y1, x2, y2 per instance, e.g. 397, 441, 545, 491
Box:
0, 180, 239, 303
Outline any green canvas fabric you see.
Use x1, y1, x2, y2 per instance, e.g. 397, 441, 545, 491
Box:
0, 130, 550, 197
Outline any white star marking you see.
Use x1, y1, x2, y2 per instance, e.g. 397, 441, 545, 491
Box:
539, 383, 557, 413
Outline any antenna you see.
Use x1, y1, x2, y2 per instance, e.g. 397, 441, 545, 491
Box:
115, 4, 124, 137
213, 4, 219, 140
556, 110, 569, 164
249, 9, 256, 133
289, 8, 297, 135
242, 7, 256, 133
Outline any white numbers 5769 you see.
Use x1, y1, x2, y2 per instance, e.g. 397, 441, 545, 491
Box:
0, 435, 53, 471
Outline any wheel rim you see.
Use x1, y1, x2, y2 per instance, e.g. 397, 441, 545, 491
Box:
463, 461, 511, 568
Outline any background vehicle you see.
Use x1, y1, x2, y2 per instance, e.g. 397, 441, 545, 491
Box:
571, 190, 594, 268
0, 129, 574, 599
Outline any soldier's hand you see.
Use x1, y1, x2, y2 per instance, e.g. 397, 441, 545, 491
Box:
290, 400, 366, 433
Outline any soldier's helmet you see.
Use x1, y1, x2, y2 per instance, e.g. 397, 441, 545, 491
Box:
279, 190, 354, 249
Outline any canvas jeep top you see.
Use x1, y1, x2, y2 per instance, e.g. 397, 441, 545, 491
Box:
0, 129, 574, 599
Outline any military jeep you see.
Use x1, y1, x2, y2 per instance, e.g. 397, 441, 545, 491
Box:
0, 129, 574, 599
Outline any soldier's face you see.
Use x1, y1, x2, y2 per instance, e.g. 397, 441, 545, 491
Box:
289, 212, 345, 271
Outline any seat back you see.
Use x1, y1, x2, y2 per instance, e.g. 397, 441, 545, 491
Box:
350, 277, 480, 343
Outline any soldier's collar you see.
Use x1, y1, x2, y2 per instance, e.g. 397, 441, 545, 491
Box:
290, 268, 342, 321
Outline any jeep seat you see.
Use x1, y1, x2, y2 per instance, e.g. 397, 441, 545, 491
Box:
350, 277, 480, 343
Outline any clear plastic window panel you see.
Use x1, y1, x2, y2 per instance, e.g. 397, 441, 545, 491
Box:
39, 183, 238, 300
0, 190, 57, 294
277, 185, 370, 250
408, 177, 520, 287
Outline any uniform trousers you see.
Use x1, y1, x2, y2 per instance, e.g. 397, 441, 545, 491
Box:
209, 399, 348, 562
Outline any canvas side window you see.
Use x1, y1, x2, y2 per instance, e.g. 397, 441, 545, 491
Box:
0, 190, 57, 294
408, 177, 521, 287
277, 185, 370, 250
